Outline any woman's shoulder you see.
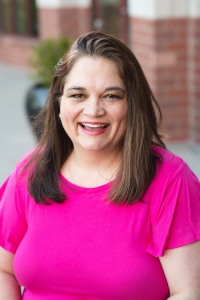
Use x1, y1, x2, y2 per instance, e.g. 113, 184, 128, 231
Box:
153, 144, 190, 176
146, 145, 200, 257
1, 148, 36, 191
151, 144, 199, 189
153, 144, 183, 167
16, 148, 36, 166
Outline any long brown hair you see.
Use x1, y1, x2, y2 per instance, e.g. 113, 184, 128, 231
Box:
25, 31, 166, 205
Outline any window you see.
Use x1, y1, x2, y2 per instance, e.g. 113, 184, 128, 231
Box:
0, 0, 38, 36
92, 0, 128, 43
103, 0, 120, 37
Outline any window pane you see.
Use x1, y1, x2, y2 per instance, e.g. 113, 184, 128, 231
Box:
102, 0, 120, 37
103, 0, 118, 4
14, 0, 26, 34
0, 0, 11, 32
0, 0, 38, 36
30, 0, 38, 35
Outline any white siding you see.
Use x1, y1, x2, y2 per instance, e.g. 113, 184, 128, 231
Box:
127, 0, 200, 19
36, 0, 91, 9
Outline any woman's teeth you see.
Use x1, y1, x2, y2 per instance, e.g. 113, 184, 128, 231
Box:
81, 123, 108, 129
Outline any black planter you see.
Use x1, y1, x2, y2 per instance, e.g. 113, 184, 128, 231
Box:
25, 83, 49, 141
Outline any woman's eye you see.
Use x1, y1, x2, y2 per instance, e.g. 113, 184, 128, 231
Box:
71, 94, 84, 99
106, 94, 121, 100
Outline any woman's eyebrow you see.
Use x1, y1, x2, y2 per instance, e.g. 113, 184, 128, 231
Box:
104, 86, 126, 94
66, 86, 86, 91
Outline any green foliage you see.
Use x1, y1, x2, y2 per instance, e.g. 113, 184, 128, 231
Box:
30, 36, 73, 87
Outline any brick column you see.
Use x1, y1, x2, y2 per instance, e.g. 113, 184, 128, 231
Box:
127, 0, 190, 141
188, 1, 200, 146
36, 0, 92, 40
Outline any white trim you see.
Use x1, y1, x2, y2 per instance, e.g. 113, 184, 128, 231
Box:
189, 0, 200, 17
36, 0, 91, 9
128, 0, 193, 19
127, 0, 155, 19
37, 0, 200, 17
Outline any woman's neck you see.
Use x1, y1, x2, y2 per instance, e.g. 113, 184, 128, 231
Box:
60, 148, 121, 188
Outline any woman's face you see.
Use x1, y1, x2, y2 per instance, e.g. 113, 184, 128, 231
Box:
59, 56, 127, 155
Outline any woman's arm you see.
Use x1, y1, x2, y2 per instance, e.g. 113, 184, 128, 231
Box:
159, 241, 200, 300
0, 247, 21, 300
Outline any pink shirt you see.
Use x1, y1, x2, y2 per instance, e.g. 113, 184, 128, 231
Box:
0, 146, 200, 300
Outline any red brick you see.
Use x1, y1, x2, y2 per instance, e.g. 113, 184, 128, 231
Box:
0, 34, 37, 69
129, 17, 190, 142
38, 7, 92, 40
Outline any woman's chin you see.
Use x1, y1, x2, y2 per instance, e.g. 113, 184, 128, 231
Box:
76, 142, 111, 153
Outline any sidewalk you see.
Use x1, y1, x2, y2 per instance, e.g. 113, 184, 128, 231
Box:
0, 62, 35, 184
0, 62, 200, 185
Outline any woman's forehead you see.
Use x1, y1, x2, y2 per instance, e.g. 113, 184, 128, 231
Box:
63, 56, 125, 89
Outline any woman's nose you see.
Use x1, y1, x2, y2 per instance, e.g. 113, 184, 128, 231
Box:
83, 98, 105, 117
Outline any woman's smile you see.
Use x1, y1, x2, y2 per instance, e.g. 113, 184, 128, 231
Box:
78, 122, 109, 135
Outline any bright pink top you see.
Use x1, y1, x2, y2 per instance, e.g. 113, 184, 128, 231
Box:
0, 146, 200, 300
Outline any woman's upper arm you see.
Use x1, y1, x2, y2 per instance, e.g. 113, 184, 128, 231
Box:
0, 247, 22, 300
0, 166, 28, 254
0, 246, 15, 275
159, 241, 200, 299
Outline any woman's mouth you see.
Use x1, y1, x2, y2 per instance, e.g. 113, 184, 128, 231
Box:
80, 123, 108, 131
78, 122, 109, 135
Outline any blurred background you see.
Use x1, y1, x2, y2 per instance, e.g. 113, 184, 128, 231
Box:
0, 0, 200, 184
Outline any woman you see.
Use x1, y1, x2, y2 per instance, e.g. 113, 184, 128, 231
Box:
0, 31, 200, 300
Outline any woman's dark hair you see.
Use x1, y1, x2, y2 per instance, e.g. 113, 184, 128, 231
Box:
25, 31, 166, 205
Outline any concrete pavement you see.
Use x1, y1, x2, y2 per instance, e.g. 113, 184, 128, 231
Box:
0, 62, 200, 185
0, 62, 35, 184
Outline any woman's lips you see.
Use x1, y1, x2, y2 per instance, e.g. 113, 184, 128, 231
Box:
78, 122, 109, 135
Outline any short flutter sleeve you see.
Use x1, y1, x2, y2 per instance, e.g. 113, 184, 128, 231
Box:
0, 165, 28, 254
146, 160, 200, 257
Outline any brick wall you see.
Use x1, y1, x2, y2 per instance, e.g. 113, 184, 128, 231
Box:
38, 7, 92, 40
0, 35, 37, 69
130, 17, 189, 141
188, 18, 200, 145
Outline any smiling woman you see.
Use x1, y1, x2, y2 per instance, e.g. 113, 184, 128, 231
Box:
0, 31, 200, 300
59, 56, 128, 188
59, 57, 127, 157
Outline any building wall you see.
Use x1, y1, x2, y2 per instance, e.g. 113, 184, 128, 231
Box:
0, 0, 91, 69
188, 17, 200, 144
128, 0, 200, 144
37, 7, 91, 39
0, 35, 37, 70
37, 0, 91, 39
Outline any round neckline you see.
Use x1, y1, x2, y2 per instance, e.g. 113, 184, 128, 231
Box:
58, 172, 114, 192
